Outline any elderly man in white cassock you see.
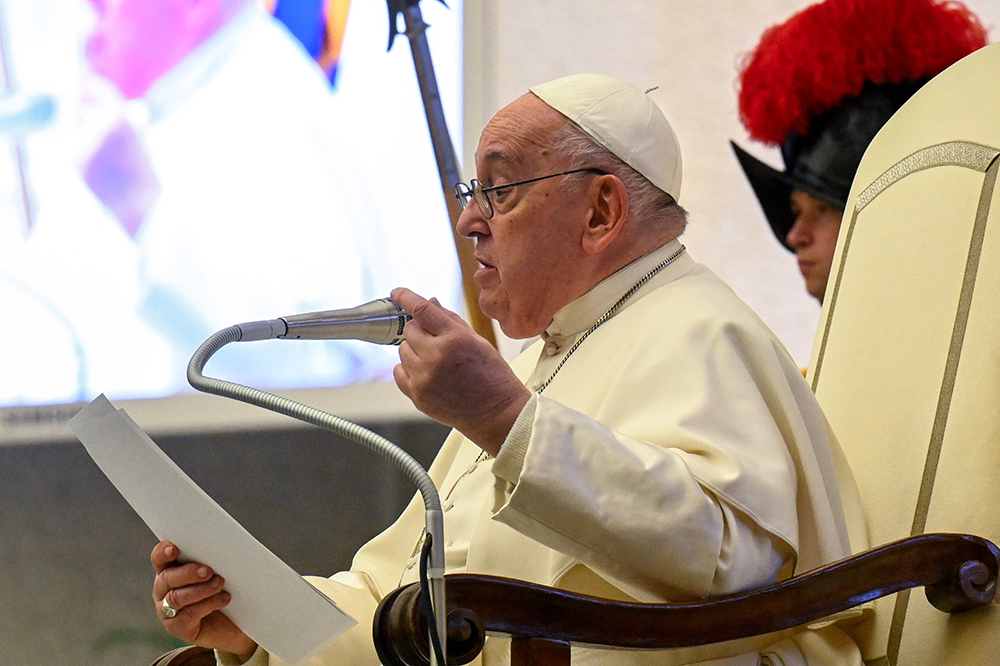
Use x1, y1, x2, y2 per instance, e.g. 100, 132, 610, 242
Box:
149, 74, 866, 666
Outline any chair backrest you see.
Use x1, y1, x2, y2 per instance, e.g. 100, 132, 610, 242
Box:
808, 42, 1000, 666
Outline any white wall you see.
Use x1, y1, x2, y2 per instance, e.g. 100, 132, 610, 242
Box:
463, 0, 1000, 366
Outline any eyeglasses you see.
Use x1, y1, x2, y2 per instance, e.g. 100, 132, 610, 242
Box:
454, 168, 605, 219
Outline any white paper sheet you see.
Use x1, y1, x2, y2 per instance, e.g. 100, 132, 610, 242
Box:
69, 394, 356, 664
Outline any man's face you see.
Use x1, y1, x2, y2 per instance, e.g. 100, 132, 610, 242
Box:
786, 189, 843, 302
86, 0, 197, 99
457, 94, 597, 339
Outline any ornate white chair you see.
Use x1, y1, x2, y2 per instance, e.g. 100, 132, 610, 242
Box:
374, 40, 1000, 666
803, 37, 1000, 666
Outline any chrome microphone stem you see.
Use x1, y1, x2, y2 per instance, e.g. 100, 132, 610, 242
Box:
279, 298, 410, 345
424, 509, 447, 666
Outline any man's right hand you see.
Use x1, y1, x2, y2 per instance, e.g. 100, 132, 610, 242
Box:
391, 288, 530, 457
152, 540, 257, 660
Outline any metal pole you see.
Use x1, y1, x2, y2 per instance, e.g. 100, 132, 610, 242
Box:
393, 0, 496, 347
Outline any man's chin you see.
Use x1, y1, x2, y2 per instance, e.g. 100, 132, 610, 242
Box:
806, 279, 828, 302
495, 315, 550, 341
477, 293, 501, 323
477, 297, 522, 339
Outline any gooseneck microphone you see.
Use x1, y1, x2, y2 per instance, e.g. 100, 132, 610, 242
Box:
187, 296, 446, 664
232, 298, 411, 345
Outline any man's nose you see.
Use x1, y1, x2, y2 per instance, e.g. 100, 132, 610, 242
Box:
456, 199, 490, 239
785, 216, 811, 250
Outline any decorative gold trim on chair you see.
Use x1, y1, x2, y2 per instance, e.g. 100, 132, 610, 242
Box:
855, 142, 999, 211
814, 141, 1000, 390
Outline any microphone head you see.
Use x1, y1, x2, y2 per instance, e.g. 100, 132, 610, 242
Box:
279, 298, 410, 345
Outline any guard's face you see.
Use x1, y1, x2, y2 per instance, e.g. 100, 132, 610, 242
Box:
786, 189, 843, 302
457, 95, 595, 339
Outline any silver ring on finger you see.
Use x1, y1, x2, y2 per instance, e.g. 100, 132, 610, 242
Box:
161, 593, 179, 618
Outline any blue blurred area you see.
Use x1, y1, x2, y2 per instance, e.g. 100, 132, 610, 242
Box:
272, 0, 343, 86
0, 92, 56, 134
273, 0, 326, 59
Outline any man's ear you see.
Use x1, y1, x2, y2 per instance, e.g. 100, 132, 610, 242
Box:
581, 174, 628, 255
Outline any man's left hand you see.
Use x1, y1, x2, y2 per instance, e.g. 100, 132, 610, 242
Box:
391, 288, 531, 456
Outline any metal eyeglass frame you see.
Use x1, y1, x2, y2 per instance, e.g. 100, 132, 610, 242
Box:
454, 168, 606, 219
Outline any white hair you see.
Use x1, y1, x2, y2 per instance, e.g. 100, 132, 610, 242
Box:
551, 118, 687, 239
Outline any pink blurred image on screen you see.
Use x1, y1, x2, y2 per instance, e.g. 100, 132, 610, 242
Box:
0, 0, 463, 408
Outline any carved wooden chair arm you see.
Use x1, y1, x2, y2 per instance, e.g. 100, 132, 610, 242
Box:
373, 533, 1000, 666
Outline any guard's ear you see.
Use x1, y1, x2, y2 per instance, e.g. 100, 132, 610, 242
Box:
581, 174, 628, 255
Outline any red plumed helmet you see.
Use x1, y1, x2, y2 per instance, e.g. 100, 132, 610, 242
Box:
738, 0, 989, 146
732, 0, 988, 252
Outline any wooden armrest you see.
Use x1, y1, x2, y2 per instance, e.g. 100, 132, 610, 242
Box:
149, 645, 214, 666
373, 533, 999, 666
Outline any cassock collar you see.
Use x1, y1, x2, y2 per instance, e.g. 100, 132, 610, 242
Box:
542, 238, 688, 348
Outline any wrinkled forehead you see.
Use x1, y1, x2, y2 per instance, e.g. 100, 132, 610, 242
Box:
475, 94, 571, 175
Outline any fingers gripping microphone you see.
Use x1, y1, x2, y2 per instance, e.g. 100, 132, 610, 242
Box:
234, 298, 411, 345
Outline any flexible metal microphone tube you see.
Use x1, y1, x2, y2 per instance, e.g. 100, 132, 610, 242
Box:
186, 323, 445, 661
